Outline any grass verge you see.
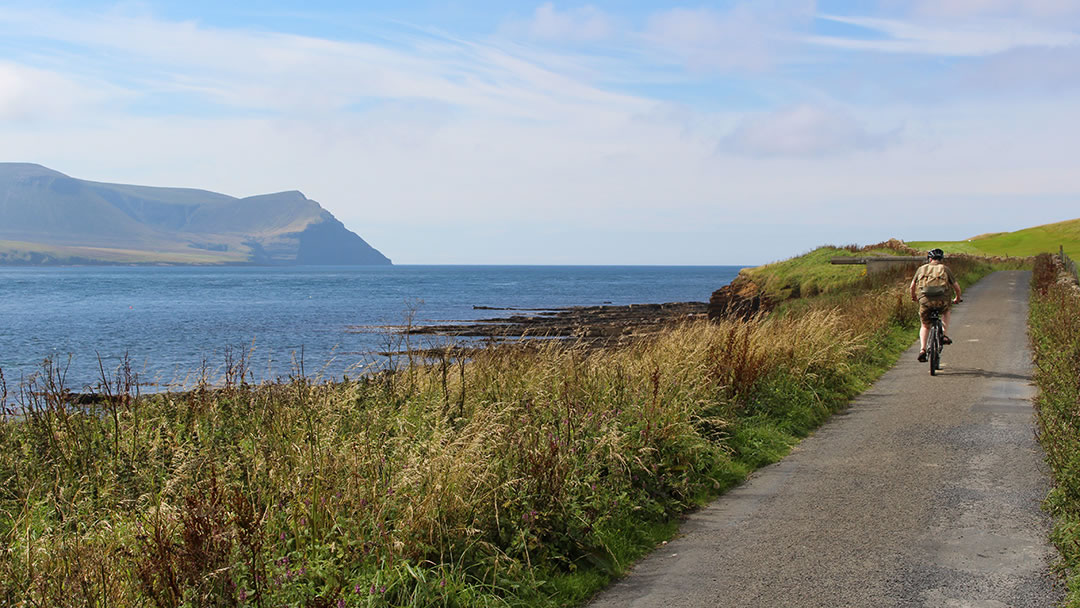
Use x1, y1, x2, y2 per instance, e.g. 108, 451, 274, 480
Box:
0, 256, 1008, 607
1030, 253, 1080, 606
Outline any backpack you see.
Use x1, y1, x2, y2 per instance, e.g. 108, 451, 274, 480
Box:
917, 264, 950, 299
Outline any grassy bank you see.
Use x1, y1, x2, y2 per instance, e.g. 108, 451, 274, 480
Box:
741, 241, 912, 300
0, 255, 1007, 607
1030, 253, 1080, 606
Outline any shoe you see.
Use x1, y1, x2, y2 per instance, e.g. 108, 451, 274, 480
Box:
918, 351, 927, 362
942, 336, 953, 345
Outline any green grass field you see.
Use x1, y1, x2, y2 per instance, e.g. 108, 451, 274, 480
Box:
0, 239, 247, 265
910, 217, 1080, 260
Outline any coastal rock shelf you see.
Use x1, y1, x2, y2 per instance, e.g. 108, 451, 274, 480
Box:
351, 301, 708, 340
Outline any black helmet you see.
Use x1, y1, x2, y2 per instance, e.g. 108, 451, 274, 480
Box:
927, 248, 944, 260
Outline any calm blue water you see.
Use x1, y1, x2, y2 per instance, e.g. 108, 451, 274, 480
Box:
0, 265, 742, 391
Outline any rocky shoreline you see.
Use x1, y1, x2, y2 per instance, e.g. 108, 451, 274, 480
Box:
357, 301, 710, 342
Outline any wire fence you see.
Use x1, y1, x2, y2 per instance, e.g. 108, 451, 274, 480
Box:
1061, 245, 1079, 283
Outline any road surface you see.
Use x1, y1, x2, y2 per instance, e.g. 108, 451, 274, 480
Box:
589, 270, 1062, 608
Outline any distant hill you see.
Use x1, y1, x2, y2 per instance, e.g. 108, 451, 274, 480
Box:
0, 163, 391, 265
909, 217, 1080, 260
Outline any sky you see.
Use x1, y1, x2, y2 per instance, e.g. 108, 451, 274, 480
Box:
2, 1, 1079, 265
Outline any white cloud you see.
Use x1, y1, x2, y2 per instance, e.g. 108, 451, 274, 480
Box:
522, 3, 613, 42
909, 0, 1080, 19
641, 2, 816, 72
2, 4, 1080, 264
0, 62, 118, 121
962, 44, 1080, 91
721, 105, 898, 157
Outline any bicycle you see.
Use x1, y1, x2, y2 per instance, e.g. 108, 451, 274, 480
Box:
924, 299, 961, 376
925, 307, 945, 375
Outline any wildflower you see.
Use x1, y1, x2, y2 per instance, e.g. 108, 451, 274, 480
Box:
440, 579, 446, 588
239, 589, 248, 602
338, 599, 346, 608
355, 584, 362, 594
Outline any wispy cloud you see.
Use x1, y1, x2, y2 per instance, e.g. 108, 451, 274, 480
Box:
640, 2, 816, 72
721, 104, 899, 157
811, 14, 1080, 55
501, 2, 614, 42
0, 7, 654, 124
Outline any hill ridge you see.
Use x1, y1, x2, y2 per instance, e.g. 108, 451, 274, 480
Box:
0, 163, 391, 266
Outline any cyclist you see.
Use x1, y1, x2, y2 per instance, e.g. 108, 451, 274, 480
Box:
910, 248, 962, 362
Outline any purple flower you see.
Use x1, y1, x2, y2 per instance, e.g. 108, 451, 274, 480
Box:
338, 599, 346, 608
239, 588, 248, 601
355, 584, 362, 594
440, 579, 446, 588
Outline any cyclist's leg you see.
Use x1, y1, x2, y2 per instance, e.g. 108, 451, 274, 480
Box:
918, 303, 930, 353
917, 304, 930, 361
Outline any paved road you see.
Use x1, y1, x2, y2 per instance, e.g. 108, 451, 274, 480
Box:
590, 271, 1063, 608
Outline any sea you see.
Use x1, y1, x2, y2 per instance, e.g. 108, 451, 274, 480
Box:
0, 265, 743, 392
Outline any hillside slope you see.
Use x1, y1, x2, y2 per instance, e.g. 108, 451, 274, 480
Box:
909, 217, 1080, 260
0, 163, 391, 265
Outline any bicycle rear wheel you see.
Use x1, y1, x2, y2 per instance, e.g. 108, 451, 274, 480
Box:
928, 323, 940, 376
